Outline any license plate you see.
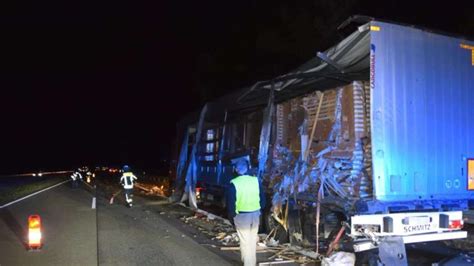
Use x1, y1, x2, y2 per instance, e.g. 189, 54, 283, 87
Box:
402, 216, 435, 233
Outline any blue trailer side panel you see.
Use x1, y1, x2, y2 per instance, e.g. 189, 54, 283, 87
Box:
371, 21, 474, 202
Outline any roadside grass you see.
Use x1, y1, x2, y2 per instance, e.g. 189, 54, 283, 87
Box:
0, 176, 69, 206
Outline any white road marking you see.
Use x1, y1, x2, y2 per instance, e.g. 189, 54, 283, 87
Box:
0, 180, 70, 209
92, 197, 96, 209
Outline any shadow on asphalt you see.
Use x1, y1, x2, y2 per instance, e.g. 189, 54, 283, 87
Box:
1, 208, 28, 250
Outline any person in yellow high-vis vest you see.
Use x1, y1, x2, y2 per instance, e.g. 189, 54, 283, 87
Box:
120, 165, 137, 207
227, 159, 265, 266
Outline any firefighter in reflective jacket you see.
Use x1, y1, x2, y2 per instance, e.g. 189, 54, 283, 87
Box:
119, 165, 137, 207
71, 170, 83, 188
227, 159, 265, 266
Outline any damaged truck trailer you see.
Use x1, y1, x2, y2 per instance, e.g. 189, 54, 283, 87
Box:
173, 19, 474, 254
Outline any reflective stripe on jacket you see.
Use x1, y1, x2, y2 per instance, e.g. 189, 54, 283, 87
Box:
71, 172, 82, 180
120, 172, 137, 189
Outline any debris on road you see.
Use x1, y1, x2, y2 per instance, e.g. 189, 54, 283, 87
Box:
321, 251, 355, 266
134, 175, 171, 197
98, 178, 324, 264
179, 211, 237, 245
135, 183, 167, 197
178, 210, 321, 264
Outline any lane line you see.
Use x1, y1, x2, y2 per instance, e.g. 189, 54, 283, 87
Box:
92, 197, 96, 209
0, 180, 70, 209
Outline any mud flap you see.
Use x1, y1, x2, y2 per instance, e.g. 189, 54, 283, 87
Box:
378, 236, 407, 266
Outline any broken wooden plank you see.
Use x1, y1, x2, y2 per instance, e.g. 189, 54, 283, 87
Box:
304, 92, 324, 161
288, 246, 320, 260
268, 248, 290, 260
258, 260, 295, 266
220, 246, 274, 251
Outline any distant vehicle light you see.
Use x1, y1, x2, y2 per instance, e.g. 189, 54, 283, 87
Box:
38, 173, 43, 177
32, 173, 37, 177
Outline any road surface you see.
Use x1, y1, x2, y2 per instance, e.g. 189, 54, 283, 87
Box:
0, 182, 97, 265
96, 187, 232, 265
0, 180, 233, 265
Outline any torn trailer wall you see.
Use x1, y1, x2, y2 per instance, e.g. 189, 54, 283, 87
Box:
172, 81, 373, 242
171, 80, 373, 211
267, 81, 371, 230
182, 104, 208, 209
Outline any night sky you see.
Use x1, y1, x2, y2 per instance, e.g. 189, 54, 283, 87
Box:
1, 1, 473, 174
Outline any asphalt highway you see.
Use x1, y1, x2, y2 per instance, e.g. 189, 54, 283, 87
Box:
0, 181, 98, 265
96, 187, 232, 265
0, 180, 233, 266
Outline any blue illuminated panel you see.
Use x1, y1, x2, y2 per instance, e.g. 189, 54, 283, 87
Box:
370, 22, 474, 202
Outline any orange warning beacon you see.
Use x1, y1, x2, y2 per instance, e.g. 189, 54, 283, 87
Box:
28, 215, 42, 249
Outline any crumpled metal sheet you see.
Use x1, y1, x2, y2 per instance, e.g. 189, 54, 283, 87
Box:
176, 132, 189, 181
268, 87, 355, 209
171, 130, 190, 202
182, 104, 208, 209
258, 87, 274, 178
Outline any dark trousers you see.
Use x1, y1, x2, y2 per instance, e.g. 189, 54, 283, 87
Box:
124, 188, 133, 203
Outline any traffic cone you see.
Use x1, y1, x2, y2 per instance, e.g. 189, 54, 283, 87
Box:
28, 215, 42, 249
